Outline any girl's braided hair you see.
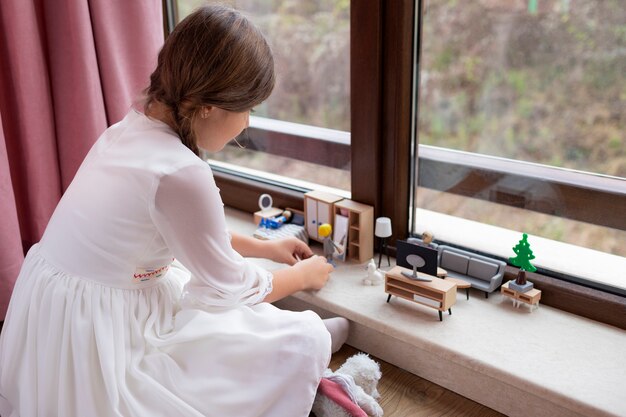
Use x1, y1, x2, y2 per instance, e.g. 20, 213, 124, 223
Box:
144, 5, 275, 155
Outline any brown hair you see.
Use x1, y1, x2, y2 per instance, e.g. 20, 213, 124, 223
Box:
144, 5, 275, 155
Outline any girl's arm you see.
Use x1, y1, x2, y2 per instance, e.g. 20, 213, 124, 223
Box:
230, 232, 267, 258
263, 255, 332, 303
231, 232, 314, 265
230, 233, 331, 302
152, 166, 274, 307
152, 165, 331, 307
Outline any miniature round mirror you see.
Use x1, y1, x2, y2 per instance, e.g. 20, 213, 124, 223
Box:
258, 193, 273, 211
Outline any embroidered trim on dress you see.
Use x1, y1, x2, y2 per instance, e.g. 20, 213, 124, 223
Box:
132, 259, 174, 284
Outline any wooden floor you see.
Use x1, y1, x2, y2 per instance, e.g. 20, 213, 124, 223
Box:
327, 345, 505, 417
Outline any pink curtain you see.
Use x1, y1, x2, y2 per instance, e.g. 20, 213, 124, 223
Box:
0, 0, 164, 320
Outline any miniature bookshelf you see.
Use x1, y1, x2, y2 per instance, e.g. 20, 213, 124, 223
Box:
333, 199, 373, 263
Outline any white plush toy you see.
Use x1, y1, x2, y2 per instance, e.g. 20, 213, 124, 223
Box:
362, 259, 384, 286
312, 353, 384, 417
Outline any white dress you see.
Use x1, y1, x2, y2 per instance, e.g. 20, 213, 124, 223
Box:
0, 110, 331, 417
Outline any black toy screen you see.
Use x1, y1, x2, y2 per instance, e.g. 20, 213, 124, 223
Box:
396, 239, 439, 277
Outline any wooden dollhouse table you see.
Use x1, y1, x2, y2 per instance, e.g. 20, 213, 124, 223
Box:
435, 267, 470, 300
385, 266, 457, 321
441, 277, 471, 300
501, 281, 541, 311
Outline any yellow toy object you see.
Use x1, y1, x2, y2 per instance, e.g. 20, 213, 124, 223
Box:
318, 223, 332, 238
318, 223, 342, 266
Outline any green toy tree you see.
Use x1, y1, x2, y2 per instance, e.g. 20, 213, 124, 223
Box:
509, 233, 537, 285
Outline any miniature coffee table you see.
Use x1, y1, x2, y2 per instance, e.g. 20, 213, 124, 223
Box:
442, 277, 471, 300
435, 268, 470, 300
501, 281, 541, 311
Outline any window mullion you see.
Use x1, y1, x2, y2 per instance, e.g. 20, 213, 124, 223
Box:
350, 1, 383, 214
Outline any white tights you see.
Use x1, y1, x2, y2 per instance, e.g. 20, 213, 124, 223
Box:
322, 317, 350, 353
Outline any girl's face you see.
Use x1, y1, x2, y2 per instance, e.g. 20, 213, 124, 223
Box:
194, 107, 250, 153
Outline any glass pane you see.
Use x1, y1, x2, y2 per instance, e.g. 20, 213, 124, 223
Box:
418, 0, 625, 177
175, 0, 351, 192
414, 0, 626, 290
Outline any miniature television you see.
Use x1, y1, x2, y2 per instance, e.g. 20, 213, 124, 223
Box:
396, 239, 439, 280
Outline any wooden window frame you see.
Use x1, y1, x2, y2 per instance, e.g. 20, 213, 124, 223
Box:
163, 0, 626, 329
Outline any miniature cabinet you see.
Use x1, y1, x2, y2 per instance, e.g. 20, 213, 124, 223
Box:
304, 191, 343, 243
501, 281, 541, 311
333, 199, 373, 263
385, 266, 457, 321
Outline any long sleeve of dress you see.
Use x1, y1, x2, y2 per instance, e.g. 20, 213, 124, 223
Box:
150, 164, 273, 308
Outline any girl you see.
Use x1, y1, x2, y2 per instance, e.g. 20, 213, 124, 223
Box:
0, 5, 348, 417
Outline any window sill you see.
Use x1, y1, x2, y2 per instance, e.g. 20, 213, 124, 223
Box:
226, 206, 626, 417
414, 208, 626, 295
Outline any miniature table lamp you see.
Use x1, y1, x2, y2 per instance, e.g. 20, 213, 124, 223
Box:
375, 217, 392, 268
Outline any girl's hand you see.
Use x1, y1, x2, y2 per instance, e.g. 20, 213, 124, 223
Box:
263, 255, 333, 303
265, 237, 313, 265
292, 255, 333, 291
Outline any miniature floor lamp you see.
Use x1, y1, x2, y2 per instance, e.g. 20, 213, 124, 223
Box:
375, 217, 392, 268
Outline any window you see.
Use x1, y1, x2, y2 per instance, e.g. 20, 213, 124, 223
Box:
413, 0, 626, 293
172, 0, 351, 194
163, 1, 625, 324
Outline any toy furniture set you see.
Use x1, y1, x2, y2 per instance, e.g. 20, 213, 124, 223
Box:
501, 233, 541, 311
374, 217, 392, 268
253, 207, 283, 226
501, 281, 542, 311
441, 275, 471, 300
254, 191, 539, 320
385, 234, 540, 319
385, 266, 457, 321
252, 190, 374, 265
304, 191, 374, 264
436, 245, 506, 298
253, 201, 309, 244
304, 191, 343, 243
253, 221, 309, 244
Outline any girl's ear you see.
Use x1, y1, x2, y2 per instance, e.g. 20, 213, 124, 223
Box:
200, 106, 214, 119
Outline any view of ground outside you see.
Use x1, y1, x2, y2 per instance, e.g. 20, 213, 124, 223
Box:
419, 0, 624, 176
416, 0, 625, 258
175, 1, 625, 261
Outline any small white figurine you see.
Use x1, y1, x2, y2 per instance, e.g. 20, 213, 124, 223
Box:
363, 259, 384, 286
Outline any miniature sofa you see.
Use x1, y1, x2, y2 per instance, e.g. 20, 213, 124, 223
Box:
406, 237, 438, 250
437, 245, 506, 298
